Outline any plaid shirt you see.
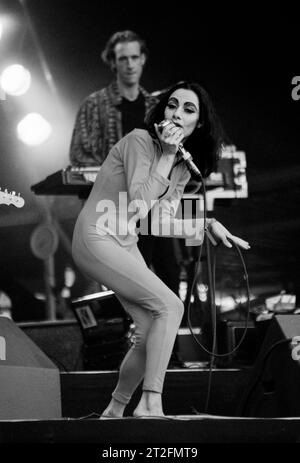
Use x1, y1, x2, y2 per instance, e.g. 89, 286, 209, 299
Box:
69, 81, 158, 166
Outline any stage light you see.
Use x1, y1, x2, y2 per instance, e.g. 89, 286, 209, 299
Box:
218, 296, 236, 313
16, 113, 52, 146
179, 281, 187, 302
64, 266, 76, 288
0, 64, 31, 96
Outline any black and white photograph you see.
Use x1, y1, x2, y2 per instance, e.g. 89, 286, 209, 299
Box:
0, 0, 299, 454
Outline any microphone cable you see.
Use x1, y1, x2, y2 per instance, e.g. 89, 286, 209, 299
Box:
183, 161, 252, 413
237, 337, 293, 416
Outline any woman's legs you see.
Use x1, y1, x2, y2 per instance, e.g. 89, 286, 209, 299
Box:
72, 236, 184, 415
101, 303, 153, 418
113, 287, 183, 416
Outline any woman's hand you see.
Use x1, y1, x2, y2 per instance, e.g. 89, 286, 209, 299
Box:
154, 121, 184, 155
210, 221, 250, 250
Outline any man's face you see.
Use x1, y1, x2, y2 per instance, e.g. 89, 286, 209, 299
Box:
113, 41, 145, 86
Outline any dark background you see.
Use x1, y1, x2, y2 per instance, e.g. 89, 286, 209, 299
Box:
0, 0, 299, 321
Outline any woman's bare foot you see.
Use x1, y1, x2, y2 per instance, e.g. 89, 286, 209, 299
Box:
101, 398, 126, 418
133, 391, 164, 417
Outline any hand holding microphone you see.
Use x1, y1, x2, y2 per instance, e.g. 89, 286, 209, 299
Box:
156, 119, 202, 179
154, 119, 184, 156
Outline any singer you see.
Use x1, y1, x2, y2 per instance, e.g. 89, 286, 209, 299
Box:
72, 80, 250, 418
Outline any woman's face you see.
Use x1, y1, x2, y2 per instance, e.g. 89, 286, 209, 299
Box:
164, 88, 200, 139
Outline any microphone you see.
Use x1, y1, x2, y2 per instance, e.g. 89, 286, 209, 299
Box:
177, 143, 202, 179
157, 119, 202, 179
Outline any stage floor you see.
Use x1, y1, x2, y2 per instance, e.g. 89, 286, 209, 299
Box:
1, 415, 300, 443
1, 368, 300, 444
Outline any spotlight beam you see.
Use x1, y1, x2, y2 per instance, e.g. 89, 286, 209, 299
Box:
18, 0, 59, 101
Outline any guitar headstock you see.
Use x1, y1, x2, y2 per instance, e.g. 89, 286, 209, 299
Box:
0, 188, 25, 208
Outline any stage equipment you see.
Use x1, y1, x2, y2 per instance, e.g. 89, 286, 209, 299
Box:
238, 314, 300, 417
0, 316, 62, 420
31, 145, 247, 201
71, 290, 131, 370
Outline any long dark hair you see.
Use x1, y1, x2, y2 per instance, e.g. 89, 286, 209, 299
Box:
145, 81, 224, 177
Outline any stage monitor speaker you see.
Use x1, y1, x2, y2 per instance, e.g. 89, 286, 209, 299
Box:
237, 314, 300, 418
0, 316, 62, 420
71, 290, 130, 370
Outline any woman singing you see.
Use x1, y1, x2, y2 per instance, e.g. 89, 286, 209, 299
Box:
72, 81, 250, 417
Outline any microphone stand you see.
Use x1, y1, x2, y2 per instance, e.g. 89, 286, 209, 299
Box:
184, 192, 219, 364
205, 230, 218, 365
202, 193, 219, 365
181, 245, 204, 328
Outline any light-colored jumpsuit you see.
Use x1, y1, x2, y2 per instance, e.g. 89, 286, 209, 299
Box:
72, 129, 202, 404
